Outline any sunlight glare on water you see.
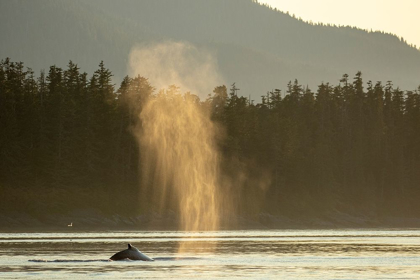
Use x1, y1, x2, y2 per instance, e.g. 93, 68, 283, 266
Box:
1, 229, 420, 279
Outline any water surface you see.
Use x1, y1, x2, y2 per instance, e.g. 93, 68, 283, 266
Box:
1, 229, 420, 279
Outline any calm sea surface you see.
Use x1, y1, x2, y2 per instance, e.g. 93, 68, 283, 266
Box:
1, 229, 420, 279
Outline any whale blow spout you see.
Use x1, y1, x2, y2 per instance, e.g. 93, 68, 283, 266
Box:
109, 244, 154, 261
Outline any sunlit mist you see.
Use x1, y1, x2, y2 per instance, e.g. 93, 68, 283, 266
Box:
138, 89, 221, 251
128, 41, 224, 99
128, 41, 227, 252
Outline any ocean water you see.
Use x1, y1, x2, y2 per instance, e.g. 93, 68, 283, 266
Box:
1, 229, 420, 279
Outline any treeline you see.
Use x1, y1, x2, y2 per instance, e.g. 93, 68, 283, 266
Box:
215, 75, 420, 217
0, 59, 148, 215
1, 58, 419, 218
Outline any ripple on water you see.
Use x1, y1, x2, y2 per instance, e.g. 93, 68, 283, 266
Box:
1, 230, 420, 279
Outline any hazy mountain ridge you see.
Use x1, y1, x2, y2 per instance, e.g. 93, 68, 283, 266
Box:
1, 0, 419, 94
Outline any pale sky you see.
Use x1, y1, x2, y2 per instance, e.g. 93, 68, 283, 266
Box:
259, 0, 420, 48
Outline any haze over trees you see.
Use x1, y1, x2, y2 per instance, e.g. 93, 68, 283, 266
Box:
1, 59, 419, 223
1, 0, 420, 95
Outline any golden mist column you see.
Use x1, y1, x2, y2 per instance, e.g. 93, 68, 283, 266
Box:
139, 92, 220, 236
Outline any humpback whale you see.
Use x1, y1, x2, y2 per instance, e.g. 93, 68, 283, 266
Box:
109, 244, 154, 261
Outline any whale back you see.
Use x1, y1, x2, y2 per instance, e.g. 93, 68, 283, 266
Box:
110, 244, 154, 261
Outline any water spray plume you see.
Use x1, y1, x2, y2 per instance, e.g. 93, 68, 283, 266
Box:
128, 41, 223, 99
129, 41, 227, 253
139, 89, 220, 233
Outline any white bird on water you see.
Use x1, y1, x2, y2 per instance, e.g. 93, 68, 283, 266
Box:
68, 222, 73, 227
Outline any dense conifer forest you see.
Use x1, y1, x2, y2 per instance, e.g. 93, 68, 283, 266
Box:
1, 59, 420, 225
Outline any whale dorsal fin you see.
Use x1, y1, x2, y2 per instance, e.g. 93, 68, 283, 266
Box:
128, 243, 132, 249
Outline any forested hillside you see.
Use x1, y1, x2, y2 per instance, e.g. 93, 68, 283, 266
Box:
1, 0, 420, 96
1, 59, 419, 227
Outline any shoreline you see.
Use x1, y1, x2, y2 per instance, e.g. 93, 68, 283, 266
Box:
1, 210, 420, 232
